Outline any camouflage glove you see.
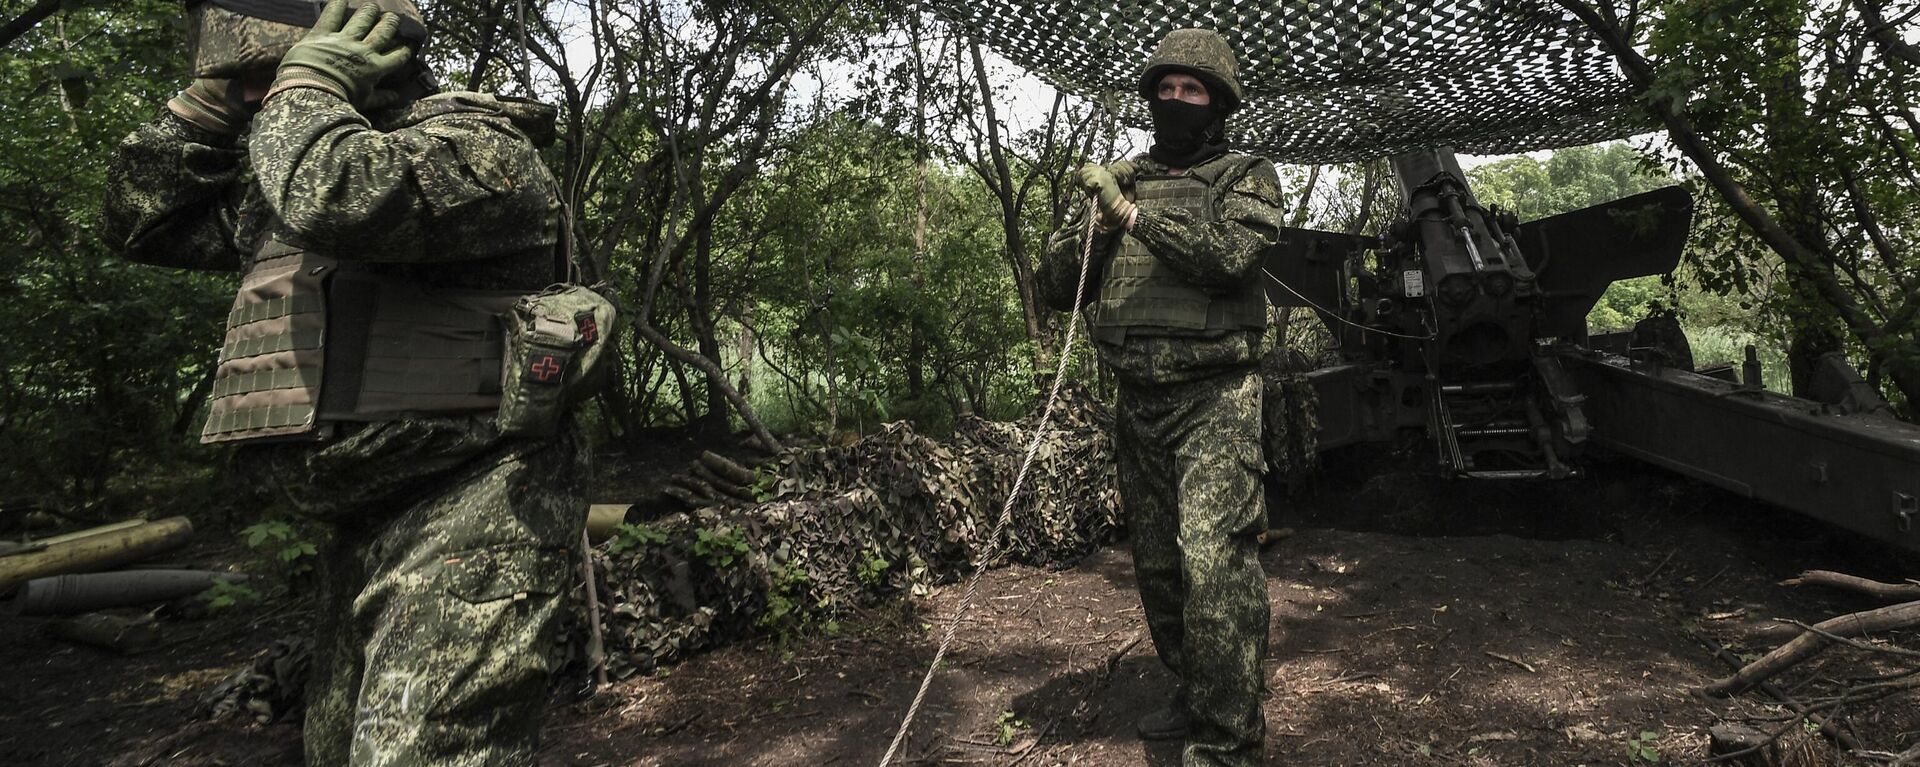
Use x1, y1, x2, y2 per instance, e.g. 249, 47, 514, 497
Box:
267, 0, 412, 108
1105, 159, 1138, 187
167, 78, 250, 136
1075, 163, 1136, 231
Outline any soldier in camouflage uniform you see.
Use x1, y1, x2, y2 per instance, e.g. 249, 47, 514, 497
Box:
1037, 28, 1280, 767
102, 1, 585, 763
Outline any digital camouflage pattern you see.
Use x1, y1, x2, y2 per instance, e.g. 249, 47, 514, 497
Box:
102, 70, 578, 764
300, 423, 586, 766
1041, 146, 1282, 765
187, 0, 426, 78
1039, 153, 1283, 385
186, 2, 307, 78
1139, 28, 1244, 109
1117, 369, 1268, 767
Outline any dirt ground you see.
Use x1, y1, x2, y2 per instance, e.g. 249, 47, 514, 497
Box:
2, 450, 1915, 766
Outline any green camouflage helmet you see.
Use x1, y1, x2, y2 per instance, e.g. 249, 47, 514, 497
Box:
1137, 28, 1244, 111
186, 0, 428, 79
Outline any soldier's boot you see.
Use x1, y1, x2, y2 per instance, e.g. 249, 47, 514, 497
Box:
1136, 691, 1190, 740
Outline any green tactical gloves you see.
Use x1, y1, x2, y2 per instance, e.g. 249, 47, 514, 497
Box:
267, 0, 412, 108
1105, 159, 1138, 187
1076, 163, 1137, 231
168, 78, 250, 135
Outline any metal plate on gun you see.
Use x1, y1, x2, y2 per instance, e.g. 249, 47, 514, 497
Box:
1404, 270, 1426, 298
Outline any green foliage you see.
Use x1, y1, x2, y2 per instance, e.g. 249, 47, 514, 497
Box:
994, 710, 1028, 746
243, 519, 318, 579
1625, 730, 1662, 763
1469, 143, 1671, 223
692, 526, 750, 569
0, 0, 235, 514
197, 577, 261, 612
606, 522, 668, 555
1628, 0, 1920, 409
758, 564, 813, 636
856, 548, 890, 586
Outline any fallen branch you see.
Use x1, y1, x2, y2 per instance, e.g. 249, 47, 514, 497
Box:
1701, 600, 1920, 697
1484, 651, 1537, 673
1696, 636, 1863, 753
1774, 619, 1920, 661
1783, 570, 1920, 603
699, 450, 760, 486
689, 462, 757, 502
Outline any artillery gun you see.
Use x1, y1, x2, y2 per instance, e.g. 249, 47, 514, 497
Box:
1266, 147, 1920, 554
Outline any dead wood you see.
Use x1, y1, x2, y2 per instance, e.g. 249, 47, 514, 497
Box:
1708, 723, 1783, 766
1698, 638, 1864, 753
681, 475, 748, 507
699, 450, 759, 486
689, 463, 756, 502
1702, 599, 1920, 697
1783, 570, 1920, 603
662, 484, 706, 508
0, 517, 193, 594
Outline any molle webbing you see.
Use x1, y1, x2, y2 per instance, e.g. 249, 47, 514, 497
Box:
1093, 169, 1269, 333
202, 238, 520, 445
202, 243, 329, 443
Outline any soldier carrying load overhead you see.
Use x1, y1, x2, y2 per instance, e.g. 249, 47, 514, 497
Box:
102, 0, 612, 762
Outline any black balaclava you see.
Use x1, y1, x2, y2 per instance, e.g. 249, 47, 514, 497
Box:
1147, 84, 1229, 169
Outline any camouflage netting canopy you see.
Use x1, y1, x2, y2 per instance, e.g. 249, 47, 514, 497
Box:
934, 0, 1644, 163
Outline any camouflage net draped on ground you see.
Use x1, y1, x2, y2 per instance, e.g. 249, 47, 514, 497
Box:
933, 1, 1642, 163
587, 386, 1122, 678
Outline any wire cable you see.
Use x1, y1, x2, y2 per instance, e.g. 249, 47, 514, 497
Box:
1261, 266, 1436, 341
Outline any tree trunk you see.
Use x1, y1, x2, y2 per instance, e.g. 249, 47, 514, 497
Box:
692, 224, 728, 434
1758, 15, 1846, 398
1559, 0, 1920, 413
968, 40, 1046, 364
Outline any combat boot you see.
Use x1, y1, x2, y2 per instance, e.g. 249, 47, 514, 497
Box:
1135, 701, 1189, 740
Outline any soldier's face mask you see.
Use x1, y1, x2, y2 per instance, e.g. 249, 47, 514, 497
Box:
1148, 95, 1225, 166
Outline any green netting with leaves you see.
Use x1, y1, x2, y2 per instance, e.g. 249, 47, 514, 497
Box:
931, 0, 1644, 163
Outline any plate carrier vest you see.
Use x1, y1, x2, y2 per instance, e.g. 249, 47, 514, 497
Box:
201, 236, 525, 444
1091, 154, 1269, 336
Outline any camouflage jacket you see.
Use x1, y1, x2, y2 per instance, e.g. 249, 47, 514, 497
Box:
1038, 151, 1284, 386
103, 88, 563, 290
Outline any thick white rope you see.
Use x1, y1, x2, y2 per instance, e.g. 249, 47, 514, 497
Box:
875, 202, 1102, 767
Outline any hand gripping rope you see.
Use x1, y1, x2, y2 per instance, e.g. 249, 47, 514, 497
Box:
875, 201, 1102, 767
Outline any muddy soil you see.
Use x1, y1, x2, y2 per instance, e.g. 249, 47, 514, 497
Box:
3, 451, 1915, 766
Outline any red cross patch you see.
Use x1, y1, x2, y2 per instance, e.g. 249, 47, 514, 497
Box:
528, 354, 562, 383
576, 315, 598, 345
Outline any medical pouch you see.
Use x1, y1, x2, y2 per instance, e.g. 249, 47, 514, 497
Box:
498, 284, 619, 437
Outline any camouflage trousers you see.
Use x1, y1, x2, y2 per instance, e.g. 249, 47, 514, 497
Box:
253, 416, 587, 766
1116, 369, 1270, 767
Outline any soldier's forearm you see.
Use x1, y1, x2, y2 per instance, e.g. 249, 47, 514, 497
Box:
249, 88, 424, 248
1129, 209, 1273, 290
